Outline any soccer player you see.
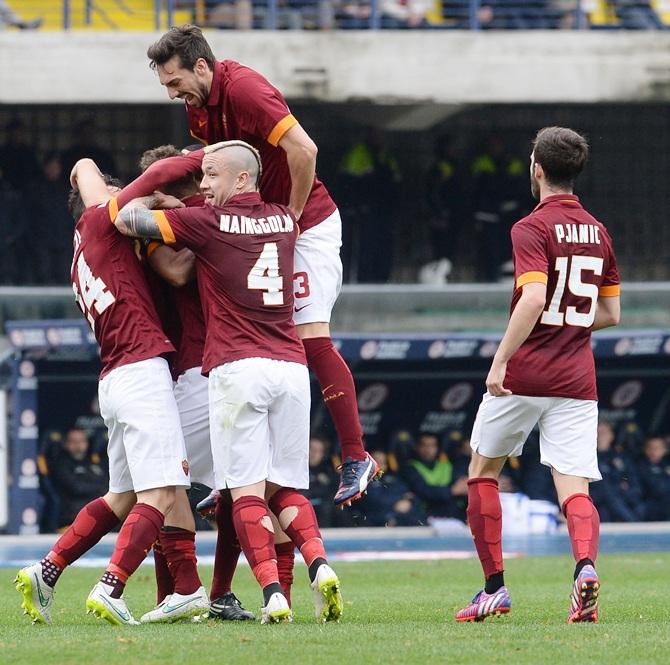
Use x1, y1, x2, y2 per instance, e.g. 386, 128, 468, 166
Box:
133, 144, 255, 622
146, 25, 379, 506
15, 150, 209, 625
455, 127, 620, 624
114, 140, 343, 624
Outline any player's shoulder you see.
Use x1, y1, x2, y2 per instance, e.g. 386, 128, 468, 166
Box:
512, 210, 546, 235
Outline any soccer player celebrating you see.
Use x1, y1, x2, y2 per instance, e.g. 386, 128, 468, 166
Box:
146, 26, 379, 506
114, 141, 343, 624
15, 150, 209, 626
455, 127, 620, 624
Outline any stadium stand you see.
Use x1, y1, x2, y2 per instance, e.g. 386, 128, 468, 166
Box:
2, 0, 669, 30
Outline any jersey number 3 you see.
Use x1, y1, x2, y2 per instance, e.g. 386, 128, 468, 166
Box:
248, 242, 283, 305
72, 253, 116, 330
541, 255, 603, 328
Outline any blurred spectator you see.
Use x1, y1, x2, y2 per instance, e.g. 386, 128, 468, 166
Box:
470, 135, 526, 281
0, 1, 42, 29
306, 434, 339, 527
335, 0, 372, 28
420, 135, 468, 284
0, 118, 41, 194
357, 449, 425, 526
401, 433, 468, 519
60, 118, 116, 181
49, 428, 108, 529
637, 436, 670, 521
590, 420, 644, 522
32, 152, 73, 284
337, 126, 400, 282
379, 0, 432, 27
611, 1, 667, 29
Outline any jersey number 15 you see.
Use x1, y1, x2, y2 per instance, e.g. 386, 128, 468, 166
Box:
541, 255, 603, 328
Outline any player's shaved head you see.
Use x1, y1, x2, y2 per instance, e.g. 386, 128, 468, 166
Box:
200, 141, 263, 206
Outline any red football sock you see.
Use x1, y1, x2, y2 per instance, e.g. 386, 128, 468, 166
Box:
563, 493, 600, 563
275, 541, 295, 607
231, 496, 278, 590
269, 488, 326, 567
303, 337, 365, 461
41, 497, 119, 587
467, 478, 504, 579
160, 527, 201, 595
210, 495, 241, 598
105, 503, 164, 595
152, 538, 174, 604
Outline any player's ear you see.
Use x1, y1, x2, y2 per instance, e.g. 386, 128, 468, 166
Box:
194, 58, 208, 76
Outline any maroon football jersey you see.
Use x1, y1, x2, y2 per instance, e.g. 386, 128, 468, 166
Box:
71, 201, 174, 379
168, 194, 207, 377
505, 195, 620, 400
158, 192, 306, 373
186, 60, 336, 231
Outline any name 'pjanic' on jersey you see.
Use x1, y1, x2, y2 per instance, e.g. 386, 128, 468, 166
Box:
219, 214, 294, 235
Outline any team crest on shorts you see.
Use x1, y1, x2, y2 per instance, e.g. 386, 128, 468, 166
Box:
182, 459, 190, 476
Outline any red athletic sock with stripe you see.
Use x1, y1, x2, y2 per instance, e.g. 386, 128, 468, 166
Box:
160, 527, 201, 595
152, 537, 174, 604
303, 337, 366, 461
275, 541, 295, 607
102, 503, 164, 598
210, 495, 241, 599
269, 488, 326, 570
467, 478, 504, 580
563, 493, 600, 564
41, 497, 120, 588
231, 496, 278, 591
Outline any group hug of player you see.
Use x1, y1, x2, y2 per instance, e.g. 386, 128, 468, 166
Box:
15, 25, 620, 627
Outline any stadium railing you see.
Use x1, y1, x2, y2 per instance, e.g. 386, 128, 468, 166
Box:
6, 1, 670, 31
1, 282, 670, 336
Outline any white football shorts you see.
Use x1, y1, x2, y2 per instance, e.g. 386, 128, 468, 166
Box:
174, 366, 214, 487
208, 357, 310, 490
292, 208, 343, 326
98, 356, 191, 494
470, 393, 601, 481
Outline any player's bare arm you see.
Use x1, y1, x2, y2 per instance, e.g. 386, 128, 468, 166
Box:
592, 295, 621, 331
149, 244, 196, 287
487, 282, 547, 397
277, 124, 317, 220
70, 158, 113, 208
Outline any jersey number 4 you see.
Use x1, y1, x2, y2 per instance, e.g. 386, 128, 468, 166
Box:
248, 242, 283, 305
541, 255, 603, 328
72, 253, 116, 330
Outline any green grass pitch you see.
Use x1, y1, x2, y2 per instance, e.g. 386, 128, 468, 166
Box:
1, 554, 669, 664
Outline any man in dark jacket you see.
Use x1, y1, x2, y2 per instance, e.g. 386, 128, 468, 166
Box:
401, 433, 468, 520
637, 436, 670, 521
50, 428, 108, 529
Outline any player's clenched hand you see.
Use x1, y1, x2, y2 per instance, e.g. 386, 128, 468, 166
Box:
486, 360, 512, 397
153, 192, 185, 210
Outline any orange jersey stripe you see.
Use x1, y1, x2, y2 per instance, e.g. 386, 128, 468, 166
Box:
108, 197, 119, 223
516, 271, 548, 288
599, 284, 621, 297
153, 210, 176, 245
267, 114, 298, 147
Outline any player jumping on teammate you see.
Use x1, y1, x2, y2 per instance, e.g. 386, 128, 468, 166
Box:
146, 26, 380, 506
455, 127, 620, 624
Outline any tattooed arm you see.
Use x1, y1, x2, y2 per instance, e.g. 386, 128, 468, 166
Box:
114, 198, 165, 239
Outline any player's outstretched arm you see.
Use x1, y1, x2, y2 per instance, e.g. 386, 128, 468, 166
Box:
486, 282, 547, 397
592, 295, 620, 331
115, 149, 205, 209
70, 158, 112, 208
278, 124, 317, 220
148, 245, 196, 287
